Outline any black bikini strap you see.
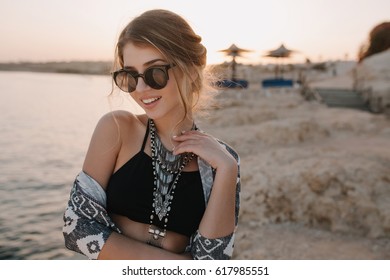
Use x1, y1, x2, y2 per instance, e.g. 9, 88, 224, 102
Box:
141, 120, 150, 152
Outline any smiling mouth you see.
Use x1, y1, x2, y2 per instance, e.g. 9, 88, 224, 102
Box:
142, 97, 161, 105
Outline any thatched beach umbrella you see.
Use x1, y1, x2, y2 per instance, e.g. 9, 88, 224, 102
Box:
219, 44, 251, 80
264, 43, 297, 78
264, 43, 295, 58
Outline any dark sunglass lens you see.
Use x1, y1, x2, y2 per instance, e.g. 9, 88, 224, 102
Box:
114, 71, 137, 93
146, 67, 168, 89
114, 72, 127, 92
126, 72, 137, 92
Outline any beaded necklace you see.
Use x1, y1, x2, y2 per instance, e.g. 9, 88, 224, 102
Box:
148, 119, 195, 246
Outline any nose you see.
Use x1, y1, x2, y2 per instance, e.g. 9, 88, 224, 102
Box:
135, 76, 150, 92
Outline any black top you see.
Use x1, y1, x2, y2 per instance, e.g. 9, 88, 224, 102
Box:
106, 122, 205, 237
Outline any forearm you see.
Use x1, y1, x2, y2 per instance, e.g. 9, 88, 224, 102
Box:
198, 161, 238, 238
63, 172, 191, 260
98, 231, 192, 260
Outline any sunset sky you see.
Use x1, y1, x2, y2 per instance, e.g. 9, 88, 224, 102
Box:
0, 0, 389, 64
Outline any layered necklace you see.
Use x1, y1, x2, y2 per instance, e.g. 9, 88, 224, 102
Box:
148, 119, 195, 246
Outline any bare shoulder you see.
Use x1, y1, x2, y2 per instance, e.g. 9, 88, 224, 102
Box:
82, 110, 144, 188
97, 110, 137, 129
93, 110, 147, 139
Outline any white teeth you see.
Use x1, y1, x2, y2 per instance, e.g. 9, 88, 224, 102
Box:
142, 97, 161, 104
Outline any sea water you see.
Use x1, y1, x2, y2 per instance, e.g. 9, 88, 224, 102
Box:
0, 71, 142, 259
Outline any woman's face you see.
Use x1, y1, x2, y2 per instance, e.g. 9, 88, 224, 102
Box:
122, 42, 185, 122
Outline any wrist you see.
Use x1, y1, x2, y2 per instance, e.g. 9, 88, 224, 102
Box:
215, 157, 238, 174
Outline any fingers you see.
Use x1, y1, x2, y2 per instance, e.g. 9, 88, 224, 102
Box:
172, 130, 206, 142
171, 131, 229, 169
172, 131, 207, 155
172, 138, 201, 155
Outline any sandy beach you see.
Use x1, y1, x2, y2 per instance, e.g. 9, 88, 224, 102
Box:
197, 52, 390, 259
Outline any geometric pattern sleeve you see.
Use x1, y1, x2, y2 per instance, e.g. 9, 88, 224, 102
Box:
62, 173, 121, 259
189, 142, 241, 260
190, 231, 236, 260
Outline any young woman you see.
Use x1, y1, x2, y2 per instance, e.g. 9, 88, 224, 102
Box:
63, 9, 240, 260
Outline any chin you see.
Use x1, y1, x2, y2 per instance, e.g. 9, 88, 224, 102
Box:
143, 110, 165, 121
143, 103, 186, 122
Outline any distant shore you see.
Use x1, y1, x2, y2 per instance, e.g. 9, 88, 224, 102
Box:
0, 61, 112, 75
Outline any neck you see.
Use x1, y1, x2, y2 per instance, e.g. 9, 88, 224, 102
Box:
151, 114, 194, 149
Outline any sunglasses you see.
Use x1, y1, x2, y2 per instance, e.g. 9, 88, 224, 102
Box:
112, 64, 173, 93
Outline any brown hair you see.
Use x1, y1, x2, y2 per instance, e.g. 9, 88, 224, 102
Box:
112, 9, 214, 118
358, 22, 390, 62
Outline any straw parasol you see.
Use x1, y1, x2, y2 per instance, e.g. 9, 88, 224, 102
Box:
264, 43, 297, 78
219, 44, 251, 80
264, 43, 295, 58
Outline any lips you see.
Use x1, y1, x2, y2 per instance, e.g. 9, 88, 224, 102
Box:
141, 96, 161, 105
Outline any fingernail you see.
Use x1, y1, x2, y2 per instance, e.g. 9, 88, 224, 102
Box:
181, 130, 186, 134
173, 135, 177, 139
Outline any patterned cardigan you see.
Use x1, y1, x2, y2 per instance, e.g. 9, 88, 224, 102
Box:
62, 142, 240, 260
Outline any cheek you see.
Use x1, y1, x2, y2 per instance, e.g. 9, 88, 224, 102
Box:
167, 73, 185, 100
166, 85, 183, 106
129, 92, 142, 105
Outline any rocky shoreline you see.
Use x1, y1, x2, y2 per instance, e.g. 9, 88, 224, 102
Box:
198, 87, 390, 259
